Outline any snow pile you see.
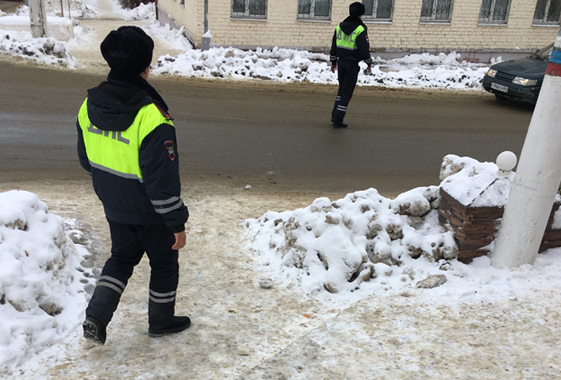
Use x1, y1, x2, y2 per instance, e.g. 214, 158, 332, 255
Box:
115, 1, 155, 21
362, 62, 486, 89
0, 191, 92, 375
153, 46, 330, 82
154, 45, 488, 89
146, 21, 193, 52
246, 186, 457, 295
0, 29, 75, 67
391, 51, 466, 67
245, 155, 528, 300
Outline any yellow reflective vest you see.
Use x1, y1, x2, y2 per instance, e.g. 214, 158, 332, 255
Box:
77, 100, 174, 182
335, 24, 366, 51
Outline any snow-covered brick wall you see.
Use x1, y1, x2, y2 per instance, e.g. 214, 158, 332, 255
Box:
439, 154, 514, 207
245, 154, 529, 296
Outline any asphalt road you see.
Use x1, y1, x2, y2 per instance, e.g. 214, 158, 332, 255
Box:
0, 60, 534, 195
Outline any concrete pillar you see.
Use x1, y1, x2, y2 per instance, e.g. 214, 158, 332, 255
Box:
492, 29, 561, 268
29, 0, 47, 38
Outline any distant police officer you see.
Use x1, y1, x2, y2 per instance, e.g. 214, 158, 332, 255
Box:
77, 26, 190, 345
330, 2, 373, 128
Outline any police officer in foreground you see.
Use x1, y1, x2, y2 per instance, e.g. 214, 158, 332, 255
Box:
330, 2, 373, 128
76, 26, 190, 345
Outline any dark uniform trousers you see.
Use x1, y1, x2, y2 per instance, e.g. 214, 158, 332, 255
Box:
332, 58, 361, 124
86, 219, 179, 329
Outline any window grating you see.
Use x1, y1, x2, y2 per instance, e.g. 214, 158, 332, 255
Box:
362, 0, 393, 21
533, 0, 561, 25
420, 0, 453, 22
298, 0, 331, 20
232, 0, 267, 19
479, 0, 511, 24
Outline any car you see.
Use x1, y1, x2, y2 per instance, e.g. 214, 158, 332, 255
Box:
482, 43, 553, 104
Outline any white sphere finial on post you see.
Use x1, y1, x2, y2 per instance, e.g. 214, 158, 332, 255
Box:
496, 151, 517, 176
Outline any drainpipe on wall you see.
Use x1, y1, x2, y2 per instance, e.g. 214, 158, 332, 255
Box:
201, 0, 211, 51
492, 27, 561, 268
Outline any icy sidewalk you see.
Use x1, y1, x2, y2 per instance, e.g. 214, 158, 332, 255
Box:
66, 0, 188, 74
3, 179, 560, 380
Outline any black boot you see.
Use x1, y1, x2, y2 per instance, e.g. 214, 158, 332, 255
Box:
333, 120, 348, 128
148, 290, 190, 337
148, 316, 191, 337
83, 316, 107, 345
83, 276, 126, 344
332, 108, 348, 128
331, 95, 341, 123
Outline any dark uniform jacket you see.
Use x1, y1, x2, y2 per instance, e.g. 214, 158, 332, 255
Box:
76, 72, 189, 232
329, 15, 373, 66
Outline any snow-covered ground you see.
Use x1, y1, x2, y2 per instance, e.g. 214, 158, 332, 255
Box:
2, 155, 561, 379
1, 0, 561, 379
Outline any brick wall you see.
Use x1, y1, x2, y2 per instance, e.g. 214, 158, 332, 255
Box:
158, 0, 201, 46
157, 0, 558, 58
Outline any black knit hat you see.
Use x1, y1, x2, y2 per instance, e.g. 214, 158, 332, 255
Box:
349, 2, 365, 17
100, 26, 154, 76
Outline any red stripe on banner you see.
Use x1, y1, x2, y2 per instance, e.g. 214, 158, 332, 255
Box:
545, 62, 561, 77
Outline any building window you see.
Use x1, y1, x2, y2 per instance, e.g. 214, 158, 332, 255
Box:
231, 0, 267, 19
362, 0, 393, 21
297, 0, 331, 20
420, 0, 453, 22
533, 0, 561, 25
478, 0, 511, 24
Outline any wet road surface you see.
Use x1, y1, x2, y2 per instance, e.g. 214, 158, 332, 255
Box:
0, 61, 534, 195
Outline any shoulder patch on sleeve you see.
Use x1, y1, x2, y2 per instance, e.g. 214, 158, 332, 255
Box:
154, 102, 174, 121
164, 139, 177, 161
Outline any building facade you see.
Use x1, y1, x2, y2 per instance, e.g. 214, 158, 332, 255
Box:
156, 0, 560, 61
